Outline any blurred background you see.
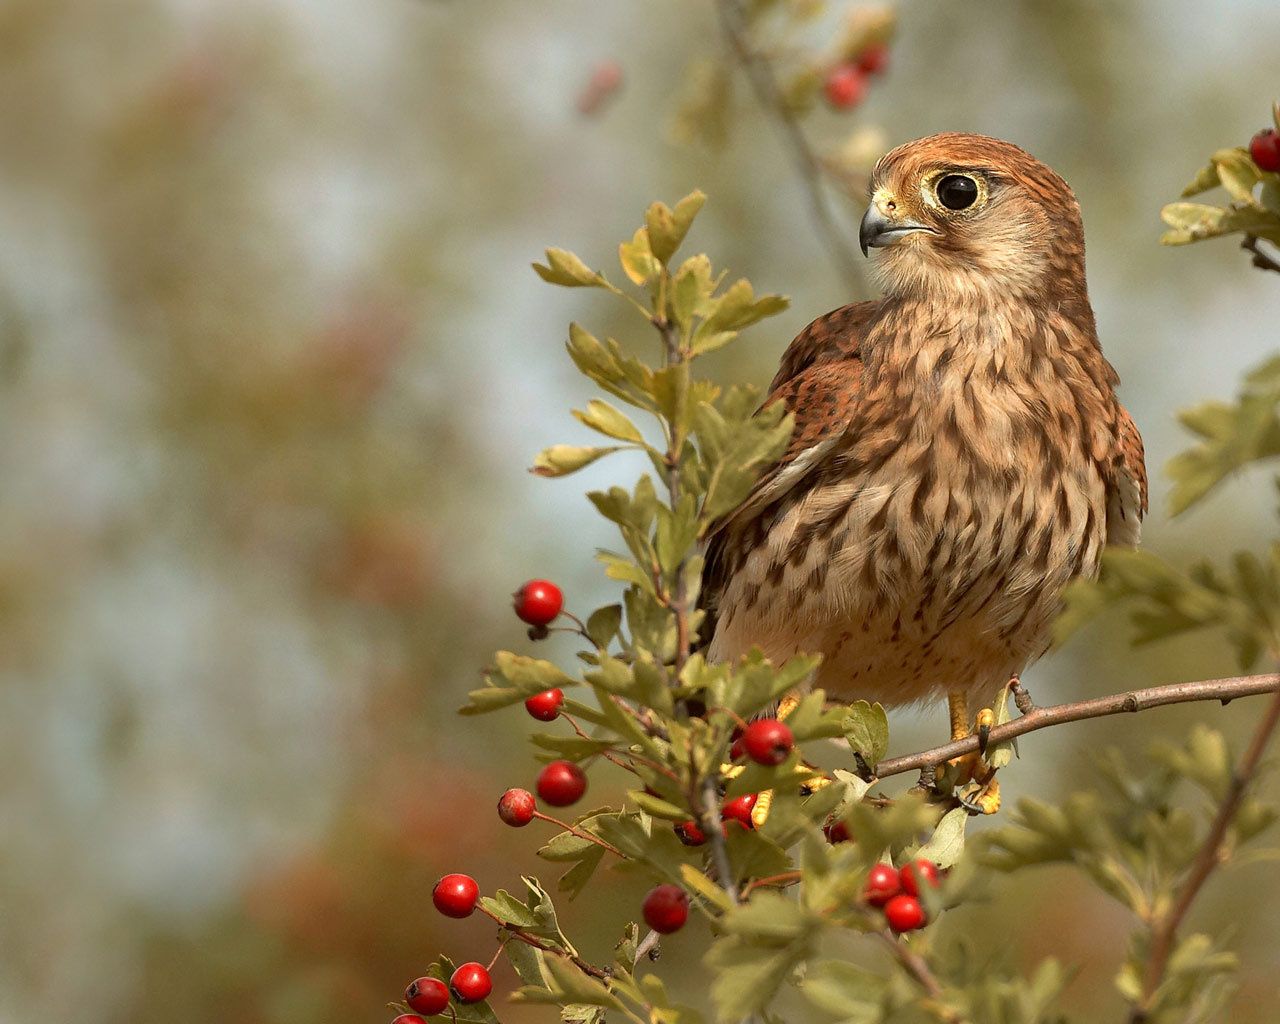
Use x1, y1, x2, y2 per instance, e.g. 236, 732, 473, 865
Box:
3, 1, 1279, 1021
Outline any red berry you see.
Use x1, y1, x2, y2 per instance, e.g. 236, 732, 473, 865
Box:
512, 579, 563, 626
536, 760, 587, 807
449, 962, 492, 1004
823, 64, 867, 110
884, 893, 927, 933
823, 819, 852, 844
1250, 128, 1280, 173
742, 719, 794, 766
431, 873, 479, 918
393, 1016, 426, 1024
405, 978, 450, 1016
642, 884, 689, 934
899, 859, 940, 897
524, 688, 564, 721
498, 787, 536, 827
856, 44, 889, 75
674, 820, 709, 846
863, 862, 901, 906
721, 793, 758, 829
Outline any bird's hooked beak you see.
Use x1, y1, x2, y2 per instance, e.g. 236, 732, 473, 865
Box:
858, 204, 935, 256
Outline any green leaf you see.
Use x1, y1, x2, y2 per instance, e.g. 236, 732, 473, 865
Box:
706, 937, 808, 1022
671, 190, 707, 247
543, 954, 625, 1010
645, 201, 680, 264
585, 604, 622, 648
480, 891, 541, 929
573, 399, 645, 443
1180, 161, 1221, 197
565, 323, 657, 411
843, 700, 890, 766
800, 960, 886, 1019
558, 846, 607, 900
680, 863, 734, 912
534, 247, 611, 288
916, 807, 968, 868
672, 253, 716, 329
532, 444, 626, 477
619, 227, 659, 286
531, 733, 618, 761
630, 790, 690, 821
1213, 147, 1262, 205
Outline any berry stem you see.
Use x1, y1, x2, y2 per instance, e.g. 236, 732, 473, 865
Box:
478, 905, 613, 981
531, 811, 625, 858
875, 932, 963, 1024
740, 870, 803, 899
560, 712, 680, 781
705, 705, 750, 731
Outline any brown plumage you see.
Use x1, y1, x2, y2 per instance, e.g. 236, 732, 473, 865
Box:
704, 133, 1147, 719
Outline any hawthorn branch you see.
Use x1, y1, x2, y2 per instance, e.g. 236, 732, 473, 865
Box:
1128, 682, 1280, 1023
478, 907, 613, 981
877, 933, 967, 1024
873, 673, 1280, 780
1242, 234, 1280, 274
713, 0, 867, 296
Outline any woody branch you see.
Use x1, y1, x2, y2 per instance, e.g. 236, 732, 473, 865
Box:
873, 673, 1280, 780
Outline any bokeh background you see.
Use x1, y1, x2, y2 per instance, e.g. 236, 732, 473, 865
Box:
4, 1, 1280, 1021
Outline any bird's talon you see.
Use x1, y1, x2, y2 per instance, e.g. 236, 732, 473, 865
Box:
959, 777, 1001, 815
975, 707, 994, 753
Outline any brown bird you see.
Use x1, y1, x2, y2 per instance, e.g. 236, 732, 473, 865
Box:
703, 133, 1147, 811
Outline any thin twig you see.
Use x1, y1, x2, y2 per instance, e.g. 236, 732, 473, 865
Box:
1127, 683, 1280, 1022
873, 674, 1280, 780
478, 906, 613, 980
713, 0, 867, 296
740, 870, 803, 898
701, 774, 741, 904
532, 811, 625, 858
876, 933, 967, 1024
1242, 234, 1280, 274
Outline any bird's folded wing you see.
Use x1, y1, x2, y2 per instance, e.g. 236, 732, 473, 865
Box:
701, 306, 872, 635
1104, 404, 1147, 548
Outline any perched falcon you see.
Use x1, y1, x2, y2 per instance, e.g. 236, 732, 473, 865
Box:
703, 133, 1147, 807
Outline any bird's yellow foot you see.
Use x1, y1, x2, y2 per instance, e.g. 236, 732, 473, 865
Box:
958, 772, 1001, 815
945, 697, 1001, 815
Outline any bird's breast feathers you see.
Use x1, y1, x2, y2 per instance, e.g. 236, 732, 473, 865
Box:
706, 302, 1138, 708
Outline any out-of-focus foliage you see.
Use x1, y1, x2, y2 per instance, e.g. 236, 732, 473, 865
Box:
1160, 104, 1280, 256
9, 3, 1280, 1024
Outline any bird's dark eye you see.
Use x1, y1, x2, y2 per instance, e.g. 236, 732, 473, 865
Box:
936, 174, 979, 211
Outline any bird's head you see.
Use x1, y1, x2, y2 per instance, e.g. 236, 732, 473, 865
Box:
859, 132, 1086, 303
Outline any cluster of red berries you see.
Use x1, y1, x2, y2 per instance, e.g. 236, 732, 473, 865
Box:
497, 758, 588, 828
823, 43, 889, 110
392, 875, 493, 1021
1250, 127, 1280, 173
863, 858, 940, 933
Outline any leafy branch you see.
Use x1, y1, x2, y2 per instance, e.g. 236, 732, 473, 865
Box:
1128, 684, 1280, 1022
